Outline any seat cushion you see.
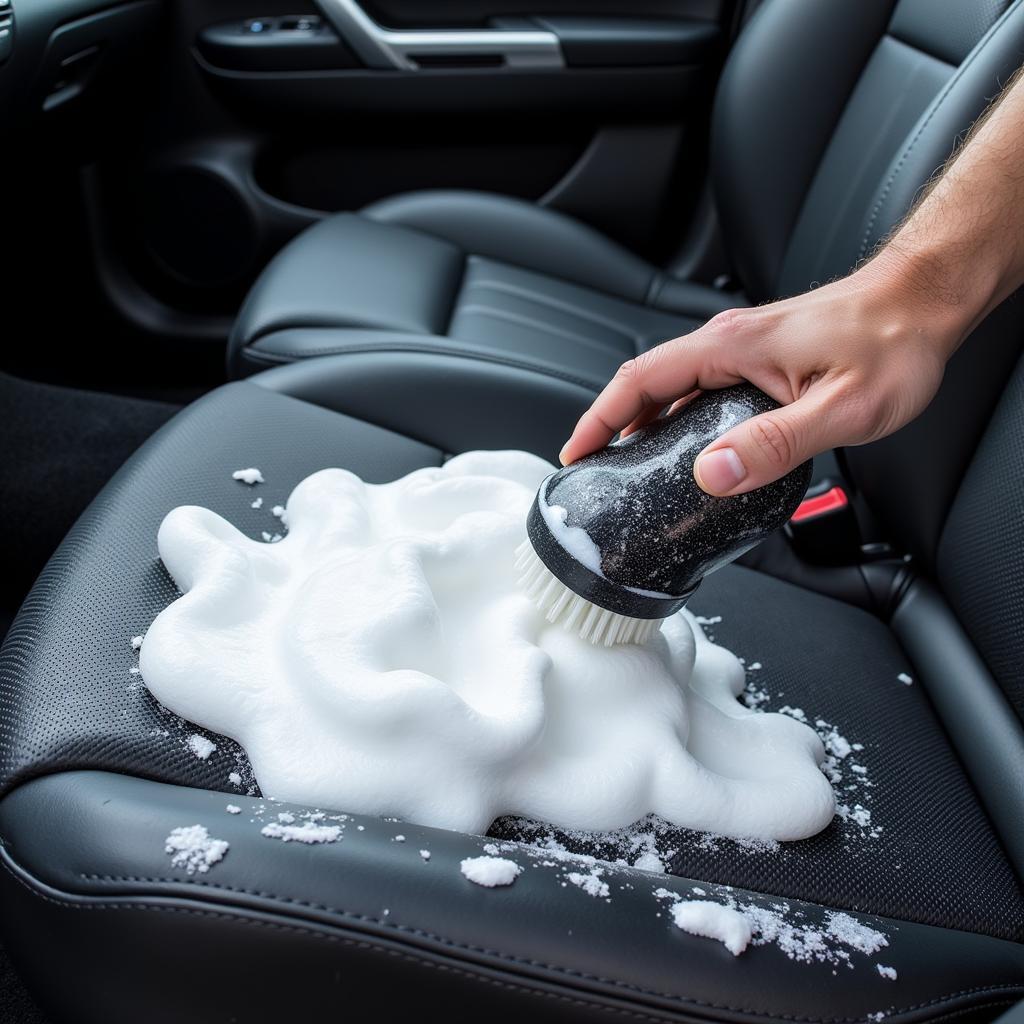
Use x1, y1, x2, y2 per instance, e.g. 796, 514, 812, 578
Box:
228, 191, 741, 386
500, 564, 1024, 940
1, 368, 1022, 1023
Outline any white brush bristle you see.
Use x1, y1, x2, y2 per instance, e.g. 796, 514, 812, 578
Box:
515, 540, 662, 647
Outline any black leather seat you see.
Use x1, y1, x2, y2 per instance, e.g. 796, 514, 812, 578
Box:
229, 0, 1024, 399
3, 346, 1024, 1022
5, 1, 1024, 1021
228, 191, 737, 389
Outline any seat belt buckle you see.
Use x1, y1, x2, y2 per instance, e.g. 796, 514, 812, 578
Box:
785, 478, 861, 565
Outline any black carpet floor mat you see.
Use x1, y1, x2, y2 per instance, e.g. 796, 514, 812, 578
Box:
0, 372, 180, 611
0, 946, 48, 1024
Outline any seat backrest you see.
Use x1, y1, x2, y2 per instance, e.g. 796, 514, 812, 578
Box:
713, 0, 1024, 567
713, 0, 1018, 302
714, 0, 1024, 721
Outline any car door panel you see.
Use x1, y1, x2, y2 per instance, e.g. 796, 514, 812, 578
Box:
86, 0, 735, 347
363, 0, 725, 27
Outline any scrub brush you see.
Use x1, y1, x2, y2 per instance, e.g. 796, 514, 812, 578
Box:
517, 384, 812, 646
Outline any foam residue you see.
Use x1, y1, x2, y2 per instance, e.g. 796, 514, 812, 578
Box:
141, 452, 834, 840
461, 856, 522, 887
655, 888, 890, 968
187, 733, 216, 760
671, 900, 752, 955
566, 869, 610, 899
490, 813, 784, 881
538, 498, 604, 576
826, 911, 888, 954
739, 673, 878, 846
633, 851, 664, 873
164, 824, 228, 874
260, 821, 342, 844
232, 468, 264, 485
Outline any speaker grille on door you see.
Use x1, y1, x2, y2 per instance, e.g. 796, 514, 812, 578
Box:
0, 0, 15, 65
144, 166, 258, 288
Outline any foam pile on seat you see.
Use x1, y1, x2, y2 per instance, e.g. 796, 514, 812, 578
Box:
140, 451, 835, 840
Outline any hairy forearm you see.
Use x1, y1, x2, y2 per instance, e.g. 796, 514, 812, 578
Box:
864, 67, 1024, 356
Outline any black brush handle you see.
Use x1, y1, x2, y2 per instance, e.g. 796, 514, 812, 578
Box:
527, 384, 812, 619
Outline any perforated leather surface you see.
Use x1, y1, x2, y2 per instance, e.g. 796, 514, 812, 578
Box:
499, 564, 1024, 942
889, 0, 1013, 64
0, 383, 442, 798
940, 354, 1024, 721
1, 381, 1021, 944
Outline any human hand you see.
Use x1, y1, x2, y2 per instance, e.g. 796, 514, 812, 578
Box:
558, 256, 965, 496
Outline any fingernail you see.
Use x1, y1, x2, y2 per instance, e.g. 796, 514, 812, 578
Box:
694, 448, 746, 495
558, 442, 572, 466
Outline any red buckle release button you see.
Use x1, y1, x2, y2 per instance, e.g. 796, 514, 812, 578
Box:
791, 486, 848, 523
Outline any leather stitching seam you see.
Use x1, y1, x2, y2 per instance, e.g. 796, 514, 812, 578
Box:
246, 341, 605, 393
362, 208, 657, 306
66, 871, 1024, 1023
0, 870, 672, 1024
463, 272, 656, 344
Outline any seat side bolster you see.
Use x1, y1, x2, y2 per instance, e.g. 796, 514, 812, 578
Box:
891, 578, 1024, 875
228, 213, 466, 374
3, 771, 1024, 1024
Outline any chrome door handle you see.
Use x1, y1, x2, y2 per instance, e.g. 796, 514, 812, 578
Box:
314, 0, 564, 69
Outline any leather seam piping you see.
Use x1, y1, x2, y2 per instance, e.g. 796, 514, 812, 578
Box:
442, 251, 470, 336
858, 0, 1024, 260
463, 269, 662, 343
243, 318, 432, 350
362, 207, 658, 306
7, 864, 1020, 1024
245, 340, 605, 393
644, 272, 667, 309
884, 28, 959, 70
0, 867, 679, 1024
454, 301, 641, 353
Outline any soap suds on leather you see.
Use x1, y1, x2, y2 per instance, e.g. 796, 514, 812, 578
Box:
187, 733, 216, 760
671, 900, 752, 955
565, 869, 610, 899
140, 452, 834, 840
260, 821, 342, 844
461, 856, 521, 887
164, 825, 228, 874
655, 887, 890, 967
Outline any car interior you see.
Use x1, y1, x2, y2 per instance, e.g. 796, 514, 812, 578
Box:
3, 0, 1024, 1021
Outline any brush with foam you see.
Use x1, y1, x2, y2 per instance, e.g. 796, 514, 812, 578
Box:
517, 384, 812, 646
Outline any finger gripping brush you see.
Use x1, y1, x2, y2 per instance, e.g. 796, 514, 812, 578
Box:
517, 384, 812, 646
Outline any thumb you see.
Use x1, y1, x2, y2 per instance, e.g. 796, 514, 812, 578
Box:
693, 395, 830, 496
